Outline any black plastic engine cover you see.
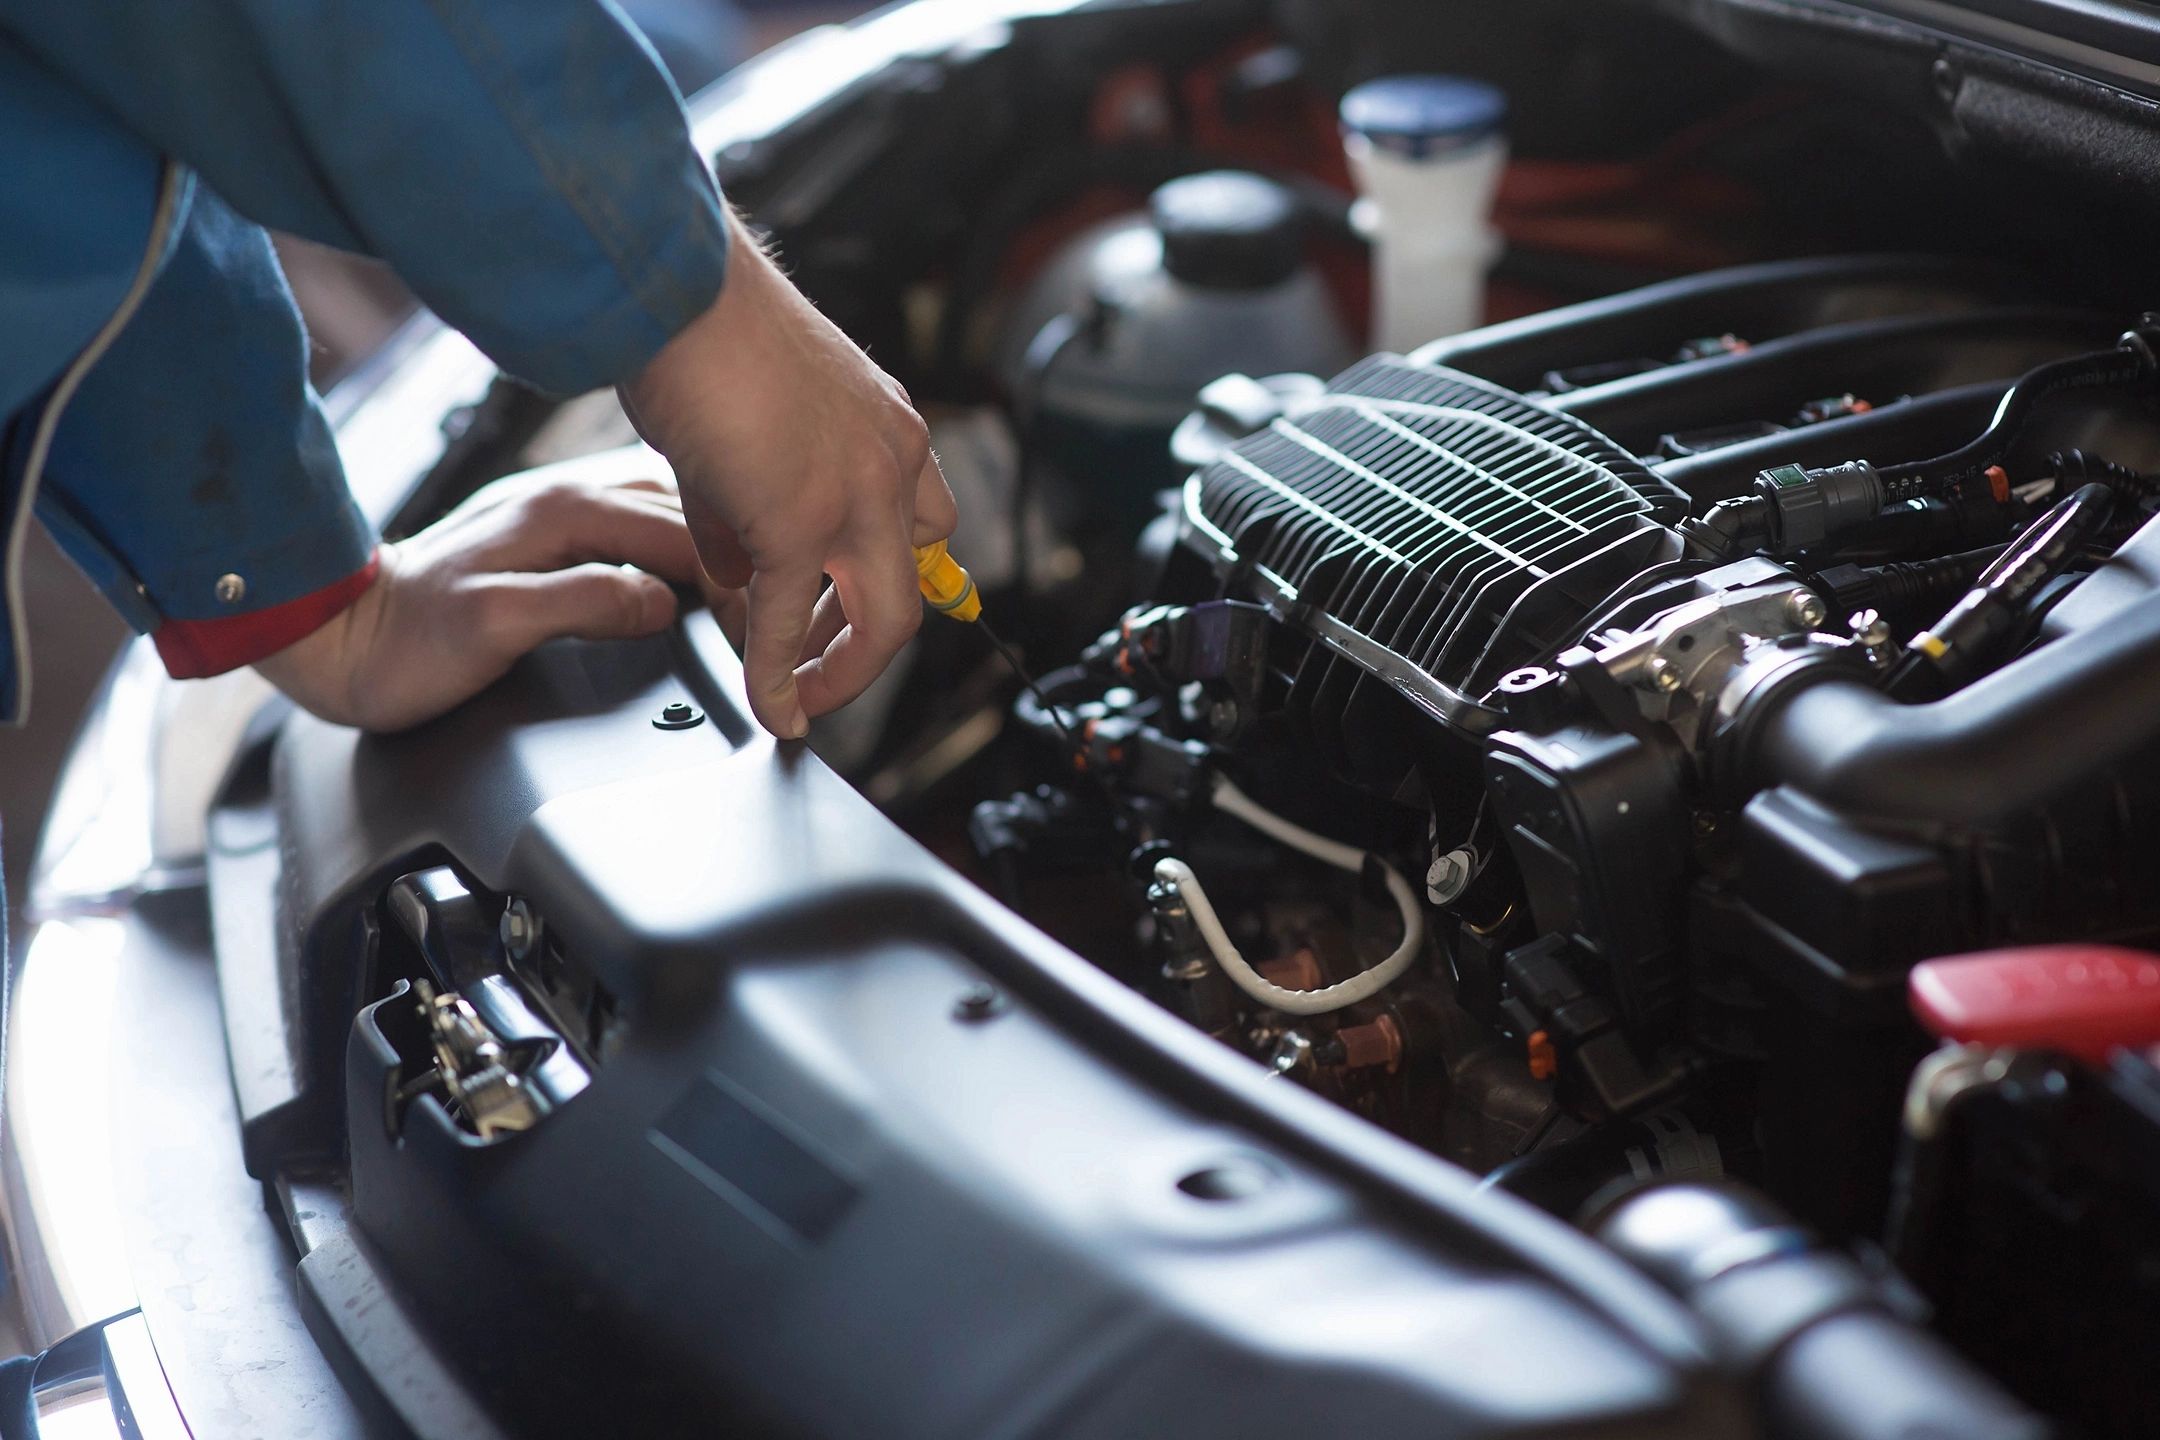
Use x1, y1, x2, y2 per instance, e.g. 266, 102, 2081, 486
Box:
210, 609, 1741, 1439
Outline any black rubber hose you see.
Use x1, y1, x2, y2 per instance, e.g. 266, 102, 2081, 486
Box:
1746, 586, 2160, 824
1010, 663, 1094, 734
2049, 447, 2160, 501
1874, 343, 2154, 500
1885, 482, 2115, 694
1481, 1120, 1666, 1220
1836, 547, 2004, 618
1596, 1183, 2051, 1440
1007, 310, 1092, 621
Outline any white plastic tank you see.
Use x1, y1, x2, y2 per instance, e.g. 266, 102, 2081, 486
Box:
1340, 75, 1508, 353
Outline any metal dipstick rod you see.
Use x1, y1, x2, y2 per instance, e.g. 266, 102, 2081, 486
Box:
914, 540, 1076, 747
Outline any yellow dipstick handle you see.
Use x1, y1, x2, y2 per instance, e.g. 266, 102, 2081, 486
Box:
914, 540, 981, 623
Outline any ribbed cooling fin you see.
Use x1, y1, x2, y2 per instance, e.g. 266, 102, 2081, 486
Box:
1186, 358, 1685, 727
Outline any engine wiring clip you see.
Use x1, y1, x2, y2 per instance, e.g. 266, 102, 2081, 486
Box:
1087, 600, 1272, 739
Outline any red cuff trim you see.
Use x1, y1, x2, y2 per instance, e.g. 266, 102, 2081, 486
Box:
152, 551, 382, 680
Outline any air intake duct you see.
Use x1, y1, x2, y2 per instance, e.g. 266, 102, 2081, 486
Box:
1736, 586, 2160, 824
1596, 1183, 2050, 1440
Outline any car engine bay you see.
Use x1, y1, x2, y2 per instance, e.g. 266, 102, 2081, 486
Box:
947, 258, 2160, 1433
825, 7, 2160, 1432
65, 1, 2160, 1436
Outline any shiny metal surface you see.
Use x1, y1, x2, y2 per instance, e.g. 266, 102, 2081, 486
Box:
100, 1312, 191, 1440
34, 1378, 124, 1440
4, 917, 135, 1344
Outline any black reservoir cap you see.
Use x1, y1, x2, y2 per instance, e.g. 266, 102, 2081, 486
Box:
1150, 170, 1303, 290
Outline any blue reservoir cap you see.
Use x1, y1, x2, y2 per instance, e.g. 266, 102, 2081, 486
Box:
1340, 75, 1507, 159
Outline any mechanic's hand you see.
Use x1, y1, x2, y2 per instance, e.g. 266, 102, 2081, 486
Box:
255, 451, 707, 733
618, 210, 956, 739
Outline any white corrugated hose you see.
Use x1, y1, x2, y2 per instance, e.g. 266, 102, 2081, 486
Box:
1155, 775, 1424, 1016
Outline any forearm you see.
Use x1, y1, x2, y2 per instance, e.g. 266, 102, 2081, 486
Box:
2, 0, 732, 392
37, 184, 382, 678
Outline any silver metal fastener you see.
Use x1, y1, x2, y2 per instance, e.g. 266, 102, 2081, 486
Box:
500, 897, 541, 962
1426, 847, 1475, 905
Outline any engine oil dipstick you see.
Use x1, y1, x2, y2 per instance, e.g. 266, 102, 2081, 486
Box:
914, 541, 1078, 748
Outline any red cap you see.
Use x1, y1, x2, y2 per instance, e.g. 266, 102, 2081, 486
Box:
1909, 945, 2160, 1063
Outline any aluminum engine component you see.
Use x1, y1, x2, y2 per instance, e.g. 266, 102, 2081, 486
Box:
1183, 356, 1687, 730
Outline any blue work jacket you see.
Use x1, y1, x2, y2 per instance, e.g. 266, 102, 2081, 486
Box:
0, 0, 733, 721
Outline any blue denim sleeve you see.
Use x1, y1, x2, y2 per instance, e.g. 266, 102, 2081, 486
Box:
0, 0, 731, 393
38, 182, 377, 642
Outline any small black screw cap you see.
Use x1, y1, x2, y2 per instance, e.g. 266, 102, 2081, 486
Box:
653, 701, 706, 730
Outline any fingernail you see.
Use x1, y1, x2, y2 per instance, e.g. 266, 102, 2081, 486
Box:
785, 706, 809, 739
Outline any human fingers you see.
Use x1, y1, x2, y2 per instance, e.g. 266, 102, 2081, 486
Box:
740, 561, 824, 737
908, 450, 958, 546
797, 581, 849, 665
466, 480, 705, 585
791, 524, 921, 717
469, 564, 680, 654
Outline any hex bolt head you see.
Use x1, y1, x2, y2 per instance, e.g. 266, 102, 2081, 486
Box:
500, 898, 541, 961
1426, 847, 1475, 905
1646, 656, 1683, 693
1786, 589, 1828, 629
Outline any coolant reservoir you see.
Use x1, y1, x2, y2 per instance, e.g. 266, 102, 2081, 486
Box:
1019, 170, 1355, 508
1340, 75, 1507, 352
